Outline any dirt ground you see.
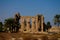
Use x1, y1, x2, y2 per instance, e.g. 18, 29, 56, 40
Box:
0, 32, 60, 40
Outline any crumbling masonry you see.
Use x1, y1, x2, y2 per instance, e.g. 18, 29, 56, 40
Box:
19, 15, 44, 33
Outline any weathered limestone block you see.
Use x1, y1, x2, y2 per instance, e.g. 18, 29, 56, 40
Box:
35, 16, 39, 32
41, 15, 44, 32
20, 16, 25, 32
31, 17, 36, 32
26, 17, 31, 32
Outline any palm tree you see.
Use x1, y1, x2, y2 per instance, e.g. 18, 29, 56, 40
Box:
54, 14, 60, 26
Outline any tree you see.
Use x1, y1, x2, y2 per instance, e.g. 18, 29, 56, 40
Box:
46, 21, 51, 30
4, 12, 21, 32
54, 14, 60, 26
0, 22, 3, 32
4, 18, 15, 32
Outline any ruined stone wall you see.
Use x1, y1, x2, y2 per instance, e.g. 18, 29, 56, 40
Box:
19, 15, 44, 33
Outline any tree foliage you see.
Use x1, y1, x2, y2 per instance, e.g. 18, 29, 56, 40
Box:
46, 21, 51, 29
4, 18, 15, 32
4, 12, 20, 32
54, 14, 60, 26
43, 21, 51, 31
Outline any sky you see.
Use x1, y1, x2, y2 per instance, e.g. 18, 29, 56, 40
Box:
0, 0, 60, 25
